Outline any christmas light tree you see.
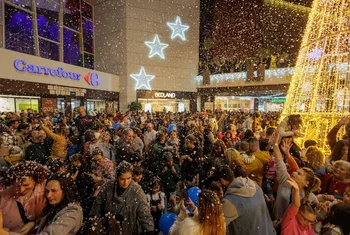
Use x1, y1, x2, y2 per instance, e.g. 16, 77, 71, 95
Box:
282, 0, 350, 154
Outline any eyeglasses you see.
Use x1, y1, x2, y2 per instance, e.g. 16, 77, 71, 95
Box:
298, 211, 317, 225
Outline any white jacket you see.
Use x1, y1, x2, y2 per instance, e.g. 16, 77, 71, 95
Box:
169, 208, 200, 235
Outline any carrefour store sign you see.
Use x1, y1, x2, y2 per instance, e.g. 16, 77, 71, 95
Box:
14, 59, 101, 86
0, 48, 119, 92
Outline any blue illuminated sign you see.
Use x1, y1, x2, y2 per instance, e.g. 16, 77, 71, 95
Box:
13, 59, 101, 86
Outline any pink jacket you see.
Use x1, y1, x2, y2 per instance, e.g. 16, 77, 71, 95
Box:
0, 183, 46, 232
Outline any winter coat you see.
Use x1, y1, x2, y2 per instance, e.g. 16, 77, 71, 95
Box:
1, 184, 46, 233
181, 146, 204, 181
244, 151, 271, 187
223, 177, 276, 235
273, 158, 319, 220
89, 180, 154, 235
10, 202, 83, 235
36, 203, 83, 235
24, 143, 50, 165
161, 164, 181, 193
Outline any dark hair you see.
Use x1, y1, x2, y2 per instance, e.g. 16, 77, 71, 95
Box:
288, 114, 302, 125
39, 173, 79, 232
3, 161, 48, 187
69, 153, 82, 162
266, 127, 276, 136
92, 147, 103, 157
244, 129, 254, 139
329, 140, 349, 162
164, 152, 173, 162
210, 182, 222, 192
46, 158, 65, 175
156, 132, 165, 143
17, 123, 29, 131
133, 166, 143, 176
212, 165, 234, 183
304, 139, 317, 148
7, 119, 19, 127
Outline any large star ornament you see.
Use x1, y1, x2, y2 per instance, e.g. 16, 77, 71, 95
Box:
145, 34, 168, 59
167, 16, 190, 41
130, 66, 155, 90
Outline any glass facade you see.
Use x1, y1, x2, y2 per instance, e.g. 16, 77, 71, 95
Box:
1, 0, 94, 68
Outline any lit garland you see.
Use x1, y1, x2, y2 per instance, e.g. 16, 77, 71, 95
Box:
282, 0, 350, 154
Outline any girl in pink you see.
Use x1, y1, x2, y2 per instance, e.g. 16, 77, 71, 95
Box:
281, 178, 316, 235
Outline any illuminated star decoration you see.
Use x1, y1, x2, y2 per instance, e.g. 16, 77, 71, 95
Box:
130, 66, 155, 90
309, 48, 323, 61
144, 34, 169, 59
167, 16, 190, 41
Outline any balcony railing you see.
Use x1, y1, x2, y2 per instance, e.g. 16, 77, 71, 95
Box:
196, 62, 348, 87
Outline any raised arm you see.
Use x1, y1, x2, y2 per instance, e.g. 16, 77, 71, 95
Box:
328, 116, 350, 150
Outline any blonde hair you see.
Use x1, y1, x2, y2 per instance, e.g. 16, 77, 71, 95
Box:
305, 146, 325, 170
198, 190, 226, 235
302, 167, 322, 204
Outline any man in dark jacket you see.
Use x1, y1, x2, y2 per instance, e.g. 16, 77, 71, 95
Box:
90, 161, 154, 235
24, 130, 50, 165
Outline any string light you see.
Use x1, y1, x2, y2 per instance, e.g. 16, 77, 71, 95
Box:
282, 0, 350, 154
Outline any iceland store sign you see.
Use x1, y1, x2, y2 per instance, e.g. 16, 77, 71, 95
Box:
14, 59, 101, 86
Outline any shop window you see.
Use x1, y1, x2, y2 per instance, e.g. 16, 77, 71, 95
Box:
15, 98, 39, 111
8, 0, 32, 10
82, 17, 93, 53
63, 28, 82, 66
5, 4, 35, 55
0, 97, 15, 112
84, 53, 94, 69
36, 0, 59, 42
63, 0, 81, 31
39, 38, 59, 61
81, 0, 92, 21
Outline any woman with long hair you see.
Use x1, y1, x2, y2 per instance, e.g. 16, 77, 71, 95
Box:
169, 189, 226, 235
36, 173, 82, 234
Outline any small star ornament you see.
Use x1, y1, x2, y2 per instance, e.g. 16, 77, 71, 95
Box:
167, 16, 190, 41
145, 34, 169, 59
130, 66, 155, 90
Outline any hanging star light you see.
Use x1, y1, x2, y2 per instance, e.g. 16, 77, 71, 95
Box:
130, 66, 155, 90
167, 16, 190, 41
144, 34, 169, 59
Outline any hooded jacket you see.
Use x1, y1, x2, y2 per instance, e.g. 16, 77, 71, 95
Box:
223, 177, 276, 235
89, 180, 154, 235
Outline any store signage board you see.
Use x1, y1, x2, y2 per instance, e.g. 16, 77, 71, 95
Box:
154, 92, 176, 98
272, 98, 286, 103
13, 59, 102, 87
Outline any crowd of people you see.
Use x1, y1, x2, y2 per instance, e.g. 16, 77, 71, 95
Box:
0, 108, 349, 235
198, 52, 294, 75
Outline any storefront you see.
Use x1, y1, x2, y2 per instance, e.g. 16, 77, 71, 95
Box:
197, 85, 288, 112
215, 96, 254, 112
259, 97, 286, 112
0, 48, 120, 115
137, 90, 197, 113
